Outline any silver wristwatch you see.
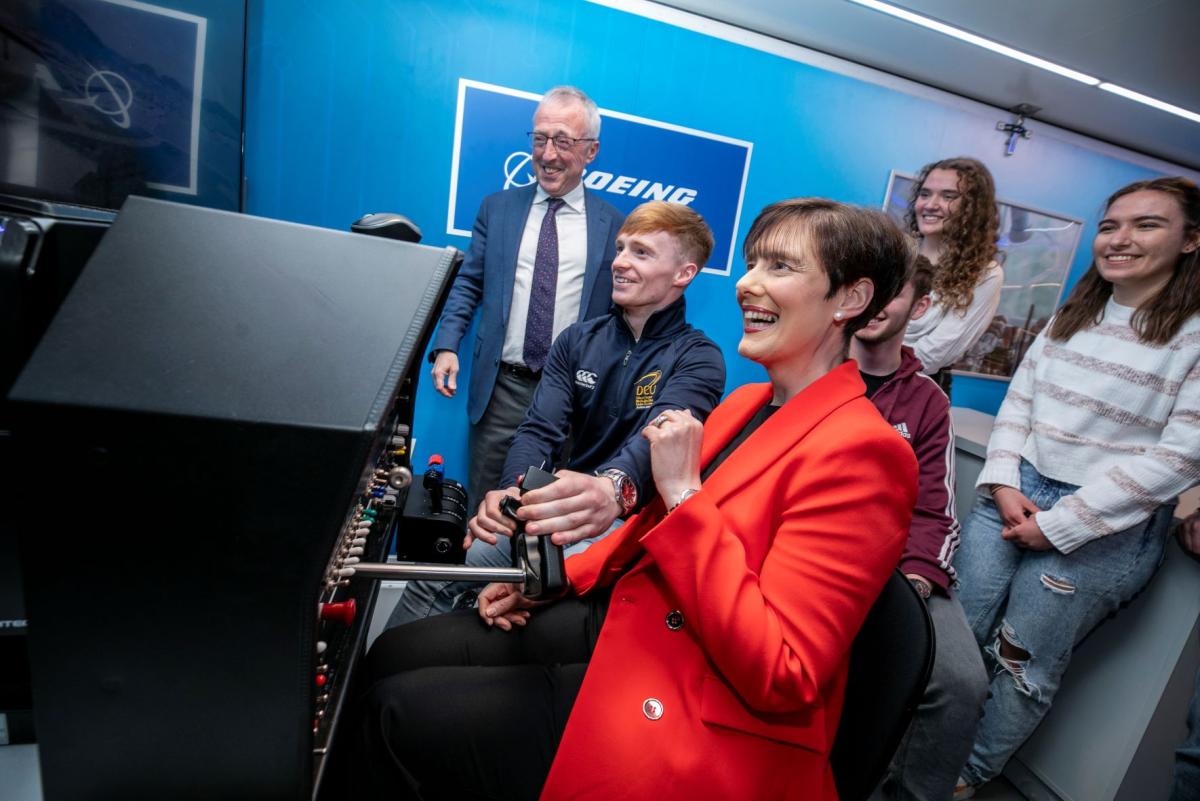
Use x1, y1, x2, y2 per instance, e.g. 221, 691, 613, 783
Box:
670, 488, 699, 512
599, 468, 637, 516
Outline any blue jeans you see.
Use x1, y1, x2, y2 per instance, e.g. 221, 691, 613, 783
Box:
1173, 664, 1200, 801
956, 459, 1173, 786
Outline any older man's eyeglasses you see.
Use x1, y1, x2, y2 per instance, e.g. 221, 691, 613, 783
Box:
528, 132, 595, 151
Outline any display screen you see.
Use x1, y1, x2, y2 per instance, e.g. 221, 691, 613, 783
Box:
0, 0, 244, 211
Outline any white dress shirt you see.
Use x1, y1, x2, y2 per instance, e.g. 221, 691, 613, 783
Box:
502, 182, 589, 366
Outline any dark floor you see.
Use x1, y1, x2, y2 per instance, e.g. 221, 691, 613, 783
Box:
869, 774, 1028, 801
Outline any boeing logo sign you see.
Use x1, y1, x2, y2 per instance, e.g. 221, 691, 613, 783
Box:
448, 79, 753, 275
582, 173, 697, 205
503, 152, 535, 189
503, 150, 699, 204
62, 65, 135, 129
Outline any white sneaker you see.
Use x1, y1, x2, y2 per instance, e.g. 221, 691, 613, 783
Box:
952, 778, 976, 800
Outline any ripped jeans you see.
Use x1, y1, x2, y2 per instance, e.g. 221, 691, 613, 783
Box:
955, 459, 1174, 786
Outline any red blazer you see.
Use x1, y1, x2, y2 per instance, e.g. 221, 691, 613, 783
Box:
541, 362, 917, 801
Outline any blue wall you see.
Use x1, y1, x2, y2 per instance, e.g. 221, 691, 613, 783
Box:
244, 0, 1176, 477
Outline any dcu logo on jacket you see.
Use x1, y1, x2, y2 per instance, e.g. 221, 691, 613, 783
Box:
634, 370, 662, 409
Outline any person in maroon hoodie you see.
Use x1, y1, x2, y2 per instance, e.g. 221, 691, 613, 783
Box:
851, 255, 989, 801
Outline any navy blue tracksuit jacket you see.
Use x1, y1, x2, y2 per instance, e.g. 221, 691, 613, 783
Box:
500, 296, 725, 507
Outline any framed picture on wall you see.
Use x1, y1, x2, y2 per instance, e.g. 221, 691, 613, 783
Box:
883, 171, 1084, 381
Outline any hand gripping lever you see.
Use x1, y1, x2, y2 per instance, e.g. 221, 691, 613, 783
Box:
352, 467, 568, 600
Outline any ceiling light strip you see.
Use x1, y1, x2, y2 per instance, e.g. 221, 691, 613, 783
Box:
846, 0, 1099, 85
847, 0, 1200, 125
1098, 83, 1200, 125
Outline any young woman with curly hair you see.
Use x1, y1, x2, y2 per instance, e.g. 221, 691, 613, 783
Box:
902, 157, 1004, 388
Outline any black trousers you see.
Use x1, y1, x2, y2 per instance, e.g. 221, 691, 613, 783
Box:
353, 593, 609, 801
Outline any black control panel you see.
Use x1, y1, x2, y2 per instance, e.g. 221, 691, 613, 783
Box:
7, 196, 460, 800
0, 197, 114, 742
310, 419, 415, 786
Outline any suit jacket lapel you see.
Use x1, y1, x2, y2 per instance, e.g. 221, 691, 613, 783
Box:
499, 185, 537, 330
580, 189, 608, 320
569, 364, 866, 594
698, 363, 867, 506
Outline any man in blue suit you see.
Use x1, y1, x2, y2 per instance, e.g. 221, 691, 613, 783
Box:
428, 85, 624, 508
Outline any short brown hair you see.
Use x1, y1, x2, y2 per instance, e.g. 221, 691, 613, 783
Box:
909, 254, 935, 300
742, 198, 909, 340
619, 201, 714, 268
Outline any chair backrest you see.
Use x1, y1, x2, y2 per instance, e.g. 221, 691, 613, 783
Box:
830, 569, 935, 801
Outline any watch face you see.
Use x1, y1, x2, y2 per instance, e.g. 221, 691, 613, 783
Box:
606, 470, 635, 510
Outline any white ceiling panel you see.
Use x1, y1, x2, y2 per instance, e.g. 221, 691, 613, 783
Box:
654, 0, 1200, 169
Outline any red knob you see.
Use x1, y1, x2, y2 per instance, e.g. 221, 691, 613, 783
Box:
320, 599, 357, 626
315, 673, 328, 687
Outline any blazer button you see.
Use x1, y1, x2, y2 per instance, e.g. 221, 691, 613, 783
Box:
642, 698, 663, 720
665, 610, 684, 630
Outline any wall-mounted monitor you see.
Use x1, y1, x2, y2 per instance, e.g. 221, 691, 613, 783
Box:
0, 0, 244, 211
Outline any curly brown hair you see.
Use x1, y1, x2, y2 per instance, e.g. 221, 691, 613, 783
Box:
1049, 177, 1200, 346
905, 157, 1000, 312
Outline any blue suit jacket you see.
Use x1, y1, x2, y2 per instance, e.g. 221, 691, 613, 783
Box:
431, 184, 624, 423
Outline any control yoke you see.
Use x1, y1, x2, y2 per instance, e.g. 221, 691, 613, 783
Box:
352, 466, 568, 601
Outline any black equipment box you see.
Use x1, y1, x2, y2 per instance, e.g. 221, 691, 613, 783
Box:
397, 474, 469, 564
6, 196, 460, 800
0, 195, 115, 747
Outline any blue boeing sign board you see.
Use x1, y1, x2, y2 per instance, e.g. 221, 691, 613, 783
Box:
447, 79, 753, 275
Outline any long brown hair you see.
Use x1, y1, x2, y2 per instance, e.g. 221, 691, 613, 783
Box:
1049, 176, 1200, 345
906, 157, 999, 312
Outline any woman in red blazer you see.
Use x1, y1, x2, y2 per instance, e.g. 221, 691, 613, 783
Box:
358, 199, 918, 801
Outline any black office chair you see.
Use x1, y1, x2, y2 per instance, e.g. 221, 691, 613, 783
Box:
830, 569, 935, 801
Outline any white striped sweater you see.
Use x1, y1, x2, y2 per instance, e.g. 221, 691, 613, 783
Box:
976, 298, 1200, 553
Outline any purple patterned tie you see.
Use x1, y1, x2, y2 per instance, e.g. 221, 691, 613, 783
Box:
522, 197, 565, 373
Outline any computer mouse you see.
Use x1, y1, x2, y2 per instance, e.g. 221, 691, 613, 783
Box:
351, 212, 422, 243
